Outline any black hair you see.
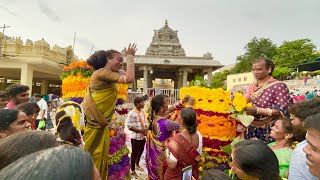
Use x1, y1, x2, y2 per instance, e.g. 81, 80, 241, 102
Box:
134, 96, 145, 106
0, 109, 20, 131
180, 108, 197, 134
289, 98, 320, 122
87, 49, 120, 70
149, 94, 167, 130
305, 112, 320, 131
0, 145, 94, 180
201, 169, 232, 180
0, 91, 7, 98
289, 98, 320, 142
233, 140, 280, 180
16, 102, 40, 116
253, 57, 275, 75
0, 131, 59, 171
33, 93, 42, 98
4, 84, 29, 97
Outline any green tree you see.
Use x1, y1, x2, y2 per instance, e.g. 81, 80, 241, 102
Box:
273, 39, 320, 67
231, 37, 277, 73
272, 67, 294, 80
211, 70, 230, 89
190, 75, 210, 88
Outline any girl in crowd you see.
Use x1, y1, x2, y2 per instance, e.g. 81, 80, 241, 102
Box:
17, 102, 40, 130
268, 117, 294, 178
0, 109, 30, 138
82, 44, 136, 179
46, 101, 55, 130
55, 101, 85, 146
230, 140, 281, 180
0, 145, 100, 180
0, 131, 59, 170
146, 94, 188, 180
165, 107, 202, 180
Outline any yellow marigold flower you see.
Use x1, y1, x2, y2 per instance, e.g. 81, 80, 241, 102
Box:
109, 129, 115, 136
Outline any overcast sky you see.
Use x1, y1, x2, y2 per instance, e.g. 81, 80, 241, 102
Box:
1, 0, 319, 65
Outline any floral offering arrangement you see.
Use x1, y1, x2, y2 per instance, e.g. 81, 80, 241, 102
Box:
61, 61, 94, 103
108, 84, 131, 180
180, 86, 251, 171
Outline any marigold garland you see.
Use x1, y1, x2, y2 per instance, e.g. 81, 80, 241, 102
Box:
108, 146, 130, 166
179, 86, 250, 172
117, 84, 128, 101
180, 86, 232, 113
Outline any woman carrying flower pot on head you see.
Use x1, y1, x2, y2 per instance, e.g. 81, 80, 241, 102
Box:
244, 57, 292, 143
82, 44, 137, 180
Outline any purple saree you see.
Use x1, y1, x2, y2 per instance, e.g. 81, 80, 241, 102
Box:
245, 77, 292, 143
146, 118, 180, 180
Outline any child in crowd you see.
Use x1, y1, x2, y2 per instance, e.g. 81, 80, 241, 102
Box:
0, 91, 8, 109
17, 102, 40, 130
268, 117, 294, 179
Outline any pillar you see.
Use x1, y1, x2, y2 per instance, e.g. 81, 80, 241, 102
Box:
179, 67, 192, 88
139, 66, 153, 93
20, 64, 34, 95
143, 69, 148, 92
173, 73, 179, 89
203, 68, 213, 85
133, 78, 137, 91
178, 72, 183, 89
41, 80, 48, 95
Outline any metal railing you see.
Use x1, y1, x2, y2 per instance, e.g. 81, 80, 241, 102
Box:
127, 88, 180, 105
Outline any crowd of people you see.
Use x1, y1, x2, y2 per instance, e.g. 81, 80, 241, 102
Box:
0, 45, 320, 180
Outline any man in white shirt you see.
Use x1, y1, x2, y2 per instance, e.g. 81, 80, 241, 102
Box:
304, 113, 320, 179
127, 96, 147, 178
288, 99, 320, 180
34, 94, 48, 130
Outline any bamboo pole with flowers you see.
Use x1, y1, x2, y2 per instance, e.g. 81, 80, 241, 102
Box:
61, 61, 94, 104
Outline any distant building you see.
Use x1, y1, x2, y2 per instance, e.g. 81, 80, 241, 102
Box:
0, 32, 77, 94
129, 20, 223, 91
227, 72, 255, 92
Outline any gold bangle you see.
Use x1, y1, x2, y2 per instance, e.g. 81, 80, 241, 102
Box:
267, 108, 272, 116
126, 60, 134, 65
256, 107, 260, 115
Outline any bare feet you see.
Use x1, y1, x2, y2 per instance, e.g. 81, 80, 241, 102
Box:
136, 166, 144, 171
131, 171, 139, 179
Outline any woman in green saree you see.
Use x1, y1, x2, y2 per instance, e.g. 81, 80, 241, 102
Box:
82, 44, 137, 180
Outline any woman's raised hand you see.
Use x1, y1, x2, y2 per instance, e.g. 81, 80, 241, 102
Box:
124, 43, 137, 56
181, 95, 190, 103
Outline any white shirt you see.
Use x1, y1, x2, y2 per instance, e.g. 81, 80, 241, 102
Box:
37, 98, 48, 119
126, 109, 147, 140
288, 140, 319, 180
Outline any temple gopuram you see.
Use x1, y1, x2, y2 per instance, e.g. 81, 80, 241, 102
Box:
131, 20, 223, 92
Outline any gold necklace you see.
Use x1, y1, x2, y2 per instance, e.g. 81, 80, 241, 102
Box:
256, 77, 270, 88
